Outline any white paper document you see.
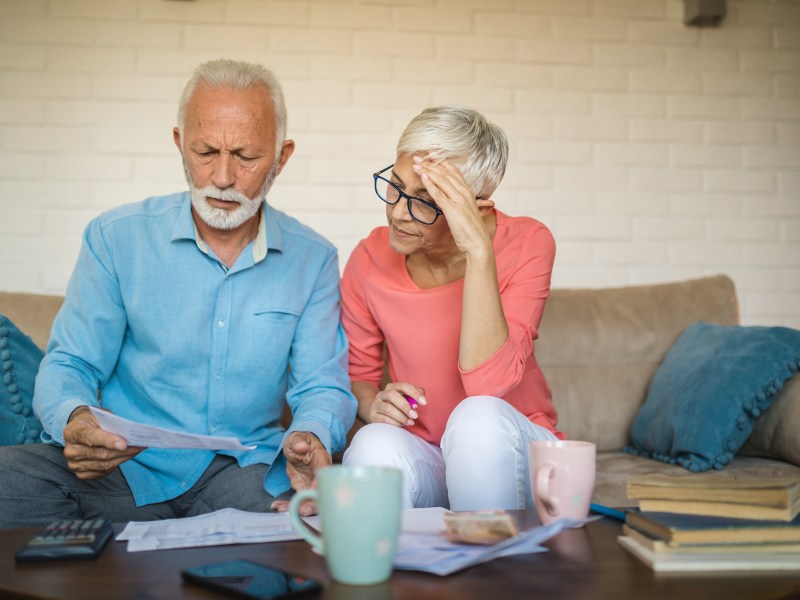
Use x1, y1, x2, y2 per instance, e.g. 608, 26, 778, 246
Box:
308, 506, 587, 576
89, 406, 255, 450
393, 515, 589, 576
117, 508, 300, 552
116, 503, 587, 573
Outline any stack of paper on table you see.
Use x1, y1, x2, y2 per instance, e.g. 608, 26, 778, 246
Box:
392, 508, 588, 576
619, 510, 800, 572
117, 508, 300, 551
626, 474, 800, 521
118, 506, 587, 576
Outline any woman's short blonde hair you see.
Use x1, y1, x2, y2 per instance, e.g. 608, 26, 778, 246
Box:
397, 105, 508, 199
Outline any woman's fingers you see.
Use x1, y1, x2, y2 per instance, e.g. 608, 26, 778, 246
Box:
371, 384, 426, 427
412, 157, 474, 208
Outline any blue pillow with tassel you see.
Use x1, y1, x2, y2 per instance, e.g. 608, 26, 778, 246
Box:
0, 315, 44, 445
625, 321, 800, 472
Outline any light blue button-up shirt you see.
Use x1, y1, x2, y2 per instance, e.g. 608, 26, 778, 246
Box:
34, 193, 356, 506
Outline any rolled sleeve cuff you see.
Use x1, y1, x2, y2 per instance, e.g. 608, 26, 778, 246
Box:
49, 399, 96, 446
263, 419, 334, 498
459, 336, 517, 396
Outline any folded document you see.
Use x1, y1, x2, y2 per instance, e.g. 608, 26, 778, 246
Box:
89, 406, 255, 450
394, 512, 588, 576
117, 505, 588, 576
117, 508, 299, 552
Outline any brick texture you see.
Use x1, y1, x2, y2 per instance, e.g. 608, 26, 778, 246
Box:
0, 0, 797, 327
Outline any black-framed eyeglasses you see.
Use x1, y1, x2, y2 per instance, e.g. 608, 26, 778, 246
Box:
373, 164, 444, 225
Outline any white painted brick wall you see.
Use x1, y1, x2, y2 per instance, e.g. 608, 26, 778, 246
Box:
0, 0, 797, 329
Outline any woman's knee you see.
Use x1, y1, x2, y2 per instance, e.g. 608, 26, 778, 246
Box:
343, 423, 411, 467
444, 395, 510, 443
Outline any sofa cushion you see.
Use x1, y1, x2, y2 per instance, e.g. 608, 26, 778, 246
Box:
741, 374, 800, 468
537, 275, 739, 452
0, 315, 44, 445
625, 321, 800, 472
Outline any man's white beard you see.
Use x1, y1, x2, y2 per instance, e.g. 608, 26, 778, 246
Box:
183, 158, 279, 231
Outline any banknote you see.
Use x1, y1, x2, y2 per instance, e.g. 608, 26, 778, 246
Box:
443, 510, 519, 545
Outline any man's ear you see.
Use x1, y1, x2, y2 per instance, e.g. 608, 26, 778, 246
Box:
275, 139, 296, 176
173, 127, 182, 153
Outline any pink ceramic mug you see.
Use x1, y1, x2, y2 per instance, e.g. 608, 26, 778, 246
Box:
529, 440, 596, 525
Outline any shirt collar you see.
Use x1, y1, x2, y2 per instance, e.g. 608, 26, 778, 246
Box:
171, 195, 283, 264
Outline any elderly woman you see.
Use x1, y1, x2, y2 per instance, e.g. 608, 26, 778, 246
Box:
341, 105, 564, 511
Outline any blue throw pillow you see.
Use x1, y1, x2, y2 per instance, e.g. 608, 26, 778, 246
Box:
0, 315, 44, 445
625, 321, 800, 472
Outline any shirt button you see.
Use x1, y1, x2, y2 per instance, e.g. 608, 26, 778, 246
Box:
210, 426, 216, 433
215, 373, 221, 380
217, 320, 225, 328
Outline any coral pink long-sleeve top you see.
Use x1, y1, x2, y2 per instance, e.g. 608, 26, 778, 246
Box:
341, 210, 564, 445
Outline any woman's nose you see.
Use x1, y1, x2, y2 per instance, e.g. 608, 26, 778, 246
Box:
391, 198, 413, 221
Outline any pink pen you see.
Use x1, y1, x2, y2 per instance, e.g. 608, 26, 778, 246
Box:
403, 394, 418, 410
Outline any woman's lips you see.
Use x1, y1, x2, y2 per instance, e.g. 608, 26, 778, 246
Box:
392, 225, 417, 237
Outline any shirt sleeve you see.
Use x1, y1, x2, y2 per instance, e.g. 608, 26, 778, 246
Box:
282, 246, 357, 452
33, 218, 127, 445
459, 223, 556, 398
340, 241, 385, 387
264, 245, 358, 496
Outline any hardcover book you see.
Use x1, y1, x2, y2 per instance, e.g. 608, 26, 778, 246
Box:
627, 475, 800, 521
625, 510, 800, 545
626, 475, 800, 507
622, 524, 800, 554
618, 533, 800, 572
636, 497, 800, 522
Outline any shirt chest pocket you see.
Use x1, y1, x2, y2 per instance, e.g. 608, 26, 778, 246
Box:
249, 308, 301, 355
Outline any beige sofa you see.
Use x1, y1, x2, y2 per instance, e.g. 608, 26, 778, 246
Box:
2, 274, 799, 507
536, 274, 800, 506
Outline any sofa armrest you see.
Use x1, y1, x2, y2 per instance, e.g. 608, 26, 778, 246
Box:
0, 292, 64, 351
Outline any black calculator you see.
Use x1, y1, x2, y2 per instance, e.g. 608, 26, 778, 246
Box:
15, 518, 114, 563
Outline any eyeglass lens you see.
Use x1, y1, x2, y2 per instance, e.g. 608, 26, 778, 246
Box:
379, 179, 439, 224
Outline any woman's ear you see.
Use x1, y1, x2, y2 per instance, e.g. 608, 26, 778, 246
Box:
476, 198, 496, 214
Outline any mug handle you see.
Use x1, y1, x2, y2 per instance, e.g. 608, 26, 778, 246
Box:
288, 489, 324, 554
536, 461, 560, 517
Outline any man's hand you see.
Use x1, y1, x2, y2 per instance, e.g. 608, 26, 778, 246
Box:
284, 431, 331, 490
62, 406, 143, 480
271, 431, 332, 515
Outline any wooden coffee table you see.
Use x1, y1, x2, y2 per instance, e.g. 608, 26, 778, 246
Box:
1, 513, 799, 600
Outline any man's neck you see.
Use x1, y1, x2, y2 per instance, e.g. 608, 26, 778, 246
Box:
192, 207, 262, 268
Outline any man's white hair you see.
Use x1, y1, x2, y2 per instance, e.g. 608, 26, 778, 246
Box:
396, 105, 509, 199
177, 58, 287, 155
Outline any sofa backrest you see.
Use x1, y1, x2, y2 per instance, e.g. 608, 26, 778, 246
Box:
0, 292, 64, 351
1, 276, 742, 454
536, 274, 739, 452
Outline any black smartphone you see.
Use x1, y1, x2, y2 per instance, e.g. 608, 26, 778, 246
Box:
181, 559, 322, 600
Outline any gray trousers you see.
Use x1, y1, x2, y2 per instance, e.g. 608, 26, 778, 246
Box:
0, 443, 287, 528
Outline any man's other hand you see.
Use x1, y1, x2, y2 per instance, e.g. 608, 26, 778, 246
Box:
272, 431, 332, 514
62, 406, 143, 479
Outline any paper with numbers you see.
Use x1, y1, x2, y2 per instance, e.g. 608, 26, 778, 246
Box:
89, 406, 255, 450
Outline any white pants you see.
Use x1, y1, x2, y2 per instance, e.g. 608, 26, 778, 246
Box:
342, 395, 558, 511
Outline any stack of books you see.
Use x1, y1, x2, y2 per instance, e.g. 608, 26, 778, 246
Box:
626, 474, 800, 521
618, 475, 800, 572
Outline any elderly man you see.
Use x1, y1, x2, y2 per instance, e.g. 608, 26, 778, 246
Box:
0, 59, 356, 527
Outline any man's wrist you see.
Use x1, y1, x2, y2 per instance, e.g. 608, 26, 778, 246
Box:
67, 405, 90, 423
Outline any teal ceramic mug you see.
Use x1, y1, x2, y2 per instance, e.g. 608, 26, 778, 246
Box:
288, 465, 402, 586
